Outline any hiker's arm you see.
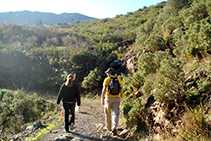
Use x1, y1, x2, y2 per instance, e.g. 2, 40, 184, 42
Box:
57, 84, 64, 104
120, 88, 123, 98
118, 78, 123, 98
76, 86, 81, 106
101, 86, 106, 105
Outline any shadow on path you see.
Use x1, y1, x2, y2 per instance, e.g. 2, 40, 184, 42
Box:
62, 131, 126, 141
65, 131, 101, 140
79, 112, 91, 115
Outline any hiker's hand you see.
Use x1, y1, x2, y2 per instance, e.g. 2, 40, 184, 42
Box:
75, 105, 80, 113
101, 98, 104, 105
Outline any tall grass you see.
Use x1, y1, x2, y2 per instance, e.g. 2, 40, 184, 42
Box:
165, 104, 211, 141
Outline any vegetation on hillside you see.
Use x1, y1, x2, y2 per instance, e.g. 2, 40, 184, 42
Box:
0, 89, 56, 140
0, 0, 211, 140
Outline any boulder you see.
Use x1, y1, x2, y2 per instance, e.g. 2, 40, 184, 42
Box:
26, 120, 42, 132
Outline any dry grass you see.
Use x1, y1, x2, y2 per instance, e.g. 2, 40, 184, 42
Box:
163, 104, 211, 141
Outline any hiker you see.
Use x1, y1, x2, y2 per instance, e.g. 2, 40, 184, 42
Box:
57, 74, 81, 132
101, 68, 123, 135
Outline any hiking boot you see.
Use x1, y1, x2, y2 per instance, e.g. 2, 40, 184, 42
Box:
70, 123, 74, 130
112, 129, 117, 136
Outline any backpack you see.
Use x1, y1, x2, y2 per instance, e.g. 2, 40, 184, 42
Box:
108, 77, 120, 95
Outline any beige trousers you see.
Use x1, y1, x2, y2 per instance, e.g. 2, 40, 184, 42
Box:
104, 97, 120, 131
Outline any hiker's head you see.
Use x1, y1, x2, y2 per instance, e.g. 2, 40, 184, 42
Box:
66, 74, 74, 81
105, 68, 115, 76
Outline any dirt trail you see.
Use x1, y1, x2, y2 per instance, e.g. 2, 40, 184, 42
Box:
39, 96, 127, 141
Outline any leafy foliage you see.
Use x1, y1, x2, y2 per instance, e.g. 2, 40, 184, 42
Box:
123, 97, 147, 132
144, 35, 166, 52
0, 89, 56, 139
167, 0, 193, 15
82, 68, 103, 93
153, 58, 185, 104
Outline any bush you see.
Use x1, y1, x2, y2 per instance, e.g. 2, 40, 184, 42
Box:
123, 98, 147, 131
144, 35, 166, 52
82, 68, 103, 94
121, 74, 133, 97
0, 89, 56, 139
142, 74, 157, 98
138, 50, 171, 77
167, 0, 192, 15
153, 58, 185, 104
182, 18, 211, 59
131, 72, 144, 90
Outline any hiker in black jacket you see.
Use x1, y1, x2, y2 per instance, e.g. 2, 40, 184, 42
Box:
57, 74, 81, 132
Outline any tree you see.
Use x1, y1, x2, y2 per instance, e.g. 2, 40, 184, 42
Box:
70, 51, 99, 82
82, 68, 103, 93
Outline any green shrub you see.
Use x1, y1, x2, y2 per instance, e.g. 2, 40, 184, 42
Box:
138, 50, 170, 77
131, 72, 144, 90
161, 17, 179, 39
123, 98, 147, 131
138, 52, 158, 76
189, 2, 208, 21
153, 58, 185, 104
142, 74, 157, 98
121, 74, 133, 97
0, 89, 56, 138
82, 68, 103, 94
183, 18, 211, 59
144, 35, 166, 52
167, 0, 192, 15
123, 97, 133, 119
175, 1, 211, 60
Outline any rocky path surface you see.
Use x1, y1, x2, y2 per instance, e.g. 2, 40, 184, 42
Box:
39, 97, 128, 141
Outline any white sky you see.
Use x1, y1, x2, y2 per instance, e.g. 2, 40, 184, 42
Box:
0, 0, 166, 19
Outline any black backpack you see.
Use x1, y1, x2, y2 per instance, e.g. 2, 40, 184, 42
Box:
108, 77, 120, 95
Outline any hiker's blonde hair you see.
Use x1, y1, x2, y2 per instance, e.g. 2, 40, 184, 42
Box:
65, 74, 75, 87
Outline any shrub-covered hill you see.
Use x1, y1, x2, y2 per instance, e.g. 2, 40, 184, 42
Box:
0, 0, 211, 140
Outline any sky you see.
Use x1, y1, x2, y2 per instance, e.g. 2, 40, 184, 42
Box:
0, 0, 166, 19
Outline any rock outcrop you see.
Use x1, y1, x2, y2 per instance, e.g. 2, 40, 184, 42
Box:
122, 50, 141, 73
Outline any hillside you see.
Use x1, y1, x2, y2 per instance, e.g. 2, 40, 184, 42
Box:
0, 10, 97, 26
0, 0, 211, 140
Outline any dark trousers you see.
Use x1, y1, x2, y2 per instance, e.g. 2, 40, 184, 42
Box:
63, 102, 75, 131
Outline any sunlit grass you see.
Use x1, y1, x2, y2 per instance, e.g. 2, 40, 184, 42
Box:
24, 115, 63, 141
162, 104, 211, 141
